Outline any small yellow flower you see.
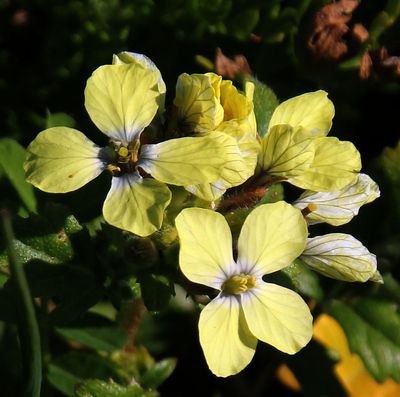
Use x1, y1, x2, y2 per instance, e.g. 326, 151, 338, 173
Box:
24, 54, 244, 236
174, 72, 259, 200
175, 202, 313, 377
258, 91, 361, 191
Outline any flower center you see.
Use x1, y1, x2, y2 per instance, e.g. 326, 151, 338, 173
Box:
107, 139, 140, 176
222, 274, 257, 295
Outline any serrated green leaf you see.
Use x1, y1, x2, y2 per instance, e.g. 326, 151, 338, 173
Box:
56, 313, 128, 352
75, 379, 156, 397
0, 138, 37, 213
47, 352, 124, 397
140, 358, 176, 389
140, 274, 174, 312
248, 76, 279, 137
0, 212, 82, 269
327, 299, 400, 382
1, 239, 64, 267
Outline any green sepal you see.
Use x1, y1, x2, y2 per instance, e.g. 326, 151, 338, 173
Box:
247, 76, 278, 137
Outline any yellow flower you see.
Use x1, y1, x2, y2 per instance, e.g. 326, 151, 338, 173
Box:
175, 202, 313, 377
174, 72, 259, 200
24, 55, 244, 236
258, 91, 361, 191
315, 314, 400, 397
278, 314, 400, 397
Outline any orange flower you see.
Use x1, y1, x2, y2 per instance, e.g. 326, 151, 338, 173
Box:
278, 314, 400, 397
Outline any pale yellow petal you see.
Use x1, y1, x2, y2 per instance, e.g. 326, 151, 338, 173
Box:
370, 270, 384, 283
237, 202, 308, 277
259, 125, 315, 178
112, 51, 166, 117
206, 72, 222, 101
24, 127, 105, 193
301, 234, 377, 282
175, 208, 236, 289
174, 73, 224, 133
241, 282, 313, 354
199, 295, 257, 377
289, 137, 361, 191
269, 90, 334, 136
294, 173, 380, 226
185, 129, 255, 201
216, 119, 259, 166
102, 173, 171, 237
220, 80, 254, 128
185, 179, 227, 202
85, 64, 159, 143
139, 133, 244, 186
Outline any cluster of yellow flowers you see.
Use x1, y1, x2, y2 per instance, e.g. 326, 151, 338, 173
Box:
24, 52, 380, 377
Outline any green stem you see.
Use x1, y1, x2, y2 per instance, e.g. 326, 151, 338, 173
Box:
0, 209, 42, 397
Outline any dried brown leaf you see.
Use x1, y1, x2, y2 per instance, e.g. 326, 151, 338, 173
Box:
307, 0, 367, 62
215, 48, 252, 79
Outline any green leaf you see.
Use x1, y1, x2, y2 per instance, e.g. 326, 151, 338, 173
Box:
46, 112, 76, 129
327, 299, 400, 382
377, 273, 400, 304
248, 76, 279, 137
13, 262, 104, 325
281, 259, 324, 301
0, 271, 8, 287
380, 141, 400, 186
0, 209, 42, 397
140, 358, 176, 389
75, 379, 156, 397
56, 313, 128, 352
140, 274, 174, 312
1, 239, 67, 267
228, 9, 259, 40
48, 364, 81, 397
0, 211, 82, 269
264, 258, 324, 301
0, 138, 37, 213
47, 352, 124, 397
